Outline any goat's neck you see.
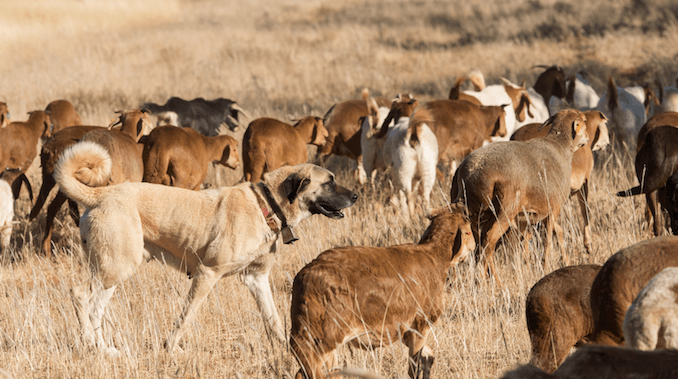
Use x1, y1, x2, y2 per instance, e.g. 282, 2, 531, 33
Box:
544, 128, 576, 155
25, 114, 47, 139
118, 119, 139, 140
294, 119, 317, 144
419, 225, 461, 262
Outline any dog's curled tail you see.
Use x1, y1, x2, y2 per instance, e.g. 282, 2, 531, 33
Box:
53, 141, 112, 209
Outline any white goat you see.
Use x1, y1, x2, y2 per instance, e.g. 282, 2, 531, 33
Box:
359, 96, 396, 185
384, 108, 438, 217
0, 178, 13, 252
623, 266, 678, 351
596, 76, 646, 147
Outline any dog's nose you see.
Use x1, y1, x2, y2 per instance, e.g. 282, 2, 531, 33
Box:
350, 193, 358, 203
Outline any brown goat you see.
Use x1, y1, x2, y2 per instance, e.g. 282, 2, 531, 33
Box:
30, 109, 152, 256
290, 205, 475, 379
418, 99, 508, 170
531, 65, 567, 115
242, 116, 328, 183
636, 111, 678, 153
317, 94, 391, 166
511, 110, 610, 253
526, 264, 602, 373
142, 126, 240, 189
500, 345, 678, 379
588, 236, 678, 346
449, 109, 589, 285
0, 110, 51, 171
44, 100, 82, 139
0, 102, 9, 128
631, 111, 678, 235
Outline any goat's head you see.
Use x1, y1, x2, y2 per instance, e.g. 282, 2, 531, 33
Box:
0, 102, 9, 128
500, 78, 534, 121
583, 110, 610, 152
109, 109, 154, 142
294, 116, 328, 146
27, 110, 53, 139
373, 95, 418, 139
218, 135, 240, 170
542, 109, 589, 151
532, 65, 567, 103
493, 104, 510, 137
421, 203, 475, 266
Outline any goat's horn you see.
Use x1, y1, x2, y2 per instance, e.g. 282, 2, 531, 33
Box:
499, 77, 513, 86
227, 115, 239, 126
392, 94, 402, 103
107, 117, 122, 129
231, 103, 251, 119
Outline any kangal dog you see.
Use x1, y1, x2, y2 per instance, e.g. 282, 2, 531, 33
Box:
54, 141, 357, 355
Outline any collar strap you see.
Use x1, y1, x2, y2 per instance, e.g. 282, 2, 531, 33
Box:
251, 183, 299, 244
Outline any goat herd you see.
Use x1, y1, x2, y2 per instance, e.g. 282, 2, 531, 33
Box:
2, 65, 678, 378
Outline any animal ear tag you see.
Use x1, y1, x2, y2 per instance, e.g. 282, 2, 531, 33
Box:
282, 225, 299, 245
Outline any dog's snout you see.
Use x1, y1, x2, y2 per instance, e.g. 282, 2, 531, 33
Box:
350, 192, 358, 203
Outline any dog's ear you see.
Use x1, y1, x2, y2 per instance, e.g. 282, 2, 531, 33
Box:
282, 173, 311, 204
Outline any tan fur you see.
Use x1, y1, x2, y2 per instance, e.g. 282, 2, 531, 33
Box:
243, 117, 328, 183
54, 143, 357, 355
0, 110, 51, 172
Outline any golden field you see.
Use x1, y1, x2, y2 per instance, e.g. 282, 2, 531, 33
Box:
1, 0, 678, 377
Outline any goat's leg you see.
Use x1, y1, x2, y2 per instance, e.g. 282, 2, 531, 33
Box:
29, 174, 56, 220
164, 264, 221, 352
647, 190, 663, 236
576, 180, 592, 253
480, 209, 514, 286
404, 320, 433, 379
68, 199, 80, 227
42, 191, 70, 257
243, 253, 286, 344
71, 282, 96, 349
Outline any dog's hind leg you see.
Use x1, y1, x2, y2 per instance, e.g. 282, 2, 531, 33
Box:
243, 253, 285, 344
164, 264, 221, 352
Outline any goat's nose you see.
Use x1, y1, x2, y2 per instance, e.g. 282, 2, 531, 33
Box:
350, 193, 358, 203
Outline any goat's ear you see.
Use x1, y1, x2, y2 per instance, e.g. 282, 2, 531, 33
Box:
426, 207, 447, 220
282, 173, 311, 204
392, 94, 402, 103
520, 79, 526, 88
107, 117, 122, 129
136, 118, 144, 138
140, 108, 151, 114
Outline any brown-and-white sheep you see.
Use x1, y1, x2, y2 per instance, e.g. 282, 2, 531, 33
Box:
449, 109, 589, 285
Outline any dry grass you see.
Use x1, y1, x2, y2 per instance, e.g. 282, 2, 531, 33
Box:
0, 0, 677, 377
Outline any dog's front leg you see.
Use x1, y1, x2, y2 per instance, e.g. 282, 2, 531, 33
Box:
165, 264, 221, 352
243, 253, 285, 344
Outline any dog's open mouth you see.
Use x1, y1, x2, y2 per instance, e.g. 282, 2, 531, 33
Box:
311, 202, 345, 219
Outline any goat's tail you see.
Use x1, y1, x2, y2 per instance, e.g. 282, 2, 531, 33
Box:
616, 186, 643, 197
406, 108, 434, 147
53, 141, 111, 209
